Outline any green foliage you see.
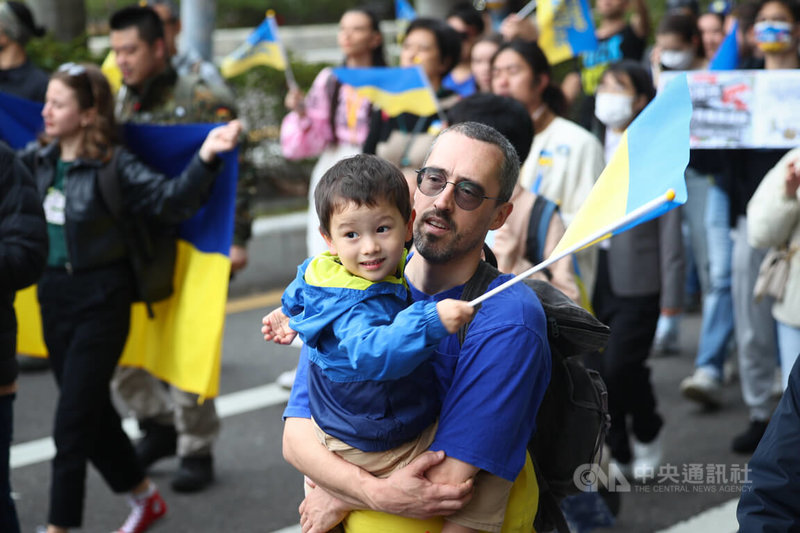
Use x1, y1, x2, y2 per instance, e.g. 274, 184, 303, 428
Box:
26, 34, 103, 72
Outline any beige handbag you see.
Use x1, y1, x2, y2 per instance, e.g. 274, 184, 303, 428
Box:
753, 245, 797, 302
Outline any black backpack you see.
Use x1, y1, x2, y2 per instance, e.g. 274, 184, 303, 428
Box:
97, 149, 177, 319
458, 260, 611, 533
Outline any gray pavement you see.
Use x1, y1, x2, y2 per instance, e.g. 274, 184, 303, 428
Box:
11, 214, 767, 532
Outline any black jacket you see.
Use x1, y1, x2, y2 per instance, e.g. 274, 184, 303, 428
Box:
0, 141, 47, 386
17, 141, 220, 272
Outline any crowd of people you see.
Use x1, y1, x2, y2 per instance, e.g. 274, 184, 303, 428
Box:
2, 0, 800, 531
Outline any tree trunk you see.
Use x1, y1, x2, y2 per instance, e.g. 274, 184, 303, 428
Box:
27, 0, 87, 42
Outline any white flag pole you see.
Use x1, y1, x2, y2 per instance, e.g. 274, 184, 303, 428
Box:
469, 190, 676, 307
517, 0, 538, 19
267, 10, 298, 91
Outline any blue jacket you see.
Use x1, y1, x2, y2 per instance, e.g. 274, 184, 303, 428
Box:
737, 357, 800, 531
282, 252, 448, 451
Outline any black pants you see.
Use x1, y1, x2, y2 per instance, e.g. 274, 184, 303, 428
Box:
38, 265, 144, 528
587, 250, 663, 464
0, 393, 19, 533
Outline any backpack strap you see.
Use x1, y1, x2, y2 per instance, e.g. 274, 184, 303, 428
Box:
456, 260, 501, 346
526, 195, 558, 271
97, 148, 123, 218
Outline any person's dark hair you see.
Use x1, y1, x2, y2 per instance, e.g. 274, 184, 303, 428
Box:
755, 0, 800, 23
447, 1, 485, 35
146, 0, 179, 22
109, 5, 165, 44
493, 39, 568, 116
406, 18, 462, 76
46, 63, 117, 162
474, 32, 504, 49
426, 121, 519, 204
601, 60, 656, 107
667, 0, 700, 16
447, 93, 534, 163
658, 13, 704, 57
736, 0, 761, 33
315, 154, 411, 237
4, 1, 45, 44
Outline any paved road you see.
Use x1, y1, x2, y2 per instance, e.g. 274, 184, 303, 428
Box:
11, 221, 767, 532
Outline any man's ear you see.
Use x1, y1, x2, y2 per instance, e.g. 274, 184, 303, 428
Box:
405, 209, 416, 242
489, 201, 513, 231
153, 37, 167, 62
320, 228, 337, 255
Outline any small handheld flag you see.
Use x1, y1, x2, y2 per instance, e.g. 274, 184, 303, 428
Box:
332, 66, 441, 119
709, 21, 739, 70
395, 0, 417, 21
221, 10, 294, 87
537, 0, 598, 65
470, 74, 692, 306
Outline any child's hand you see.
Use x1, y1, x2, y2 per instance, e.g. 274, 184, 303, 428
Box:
436, 299, 475, 334
261, 308, 297, 345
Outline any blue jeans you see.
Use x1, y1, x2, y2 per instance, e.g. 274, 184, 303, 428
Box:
0, 393, 20, 533
694, 184, 734, 381
777, 321, 800, 391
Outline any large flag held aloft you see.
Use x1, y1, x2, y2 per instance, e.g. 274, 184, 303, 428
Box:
220, 11, 287, 78
537, 0, 598, 65
471, 75, 692, 306
2, 94, 239, 399
332, 66, 439, 117
709, 21, 739, 70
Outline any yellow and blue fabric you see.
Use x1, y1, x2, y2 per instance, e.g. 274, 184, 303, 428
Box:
220, 14, 286, 78
0, 91, 43, 149
283, 252, 445, 451
331, 66, 438, 118
537, 0, 598, 65
1, 94, 239, 399
552, 74, 692, 257
709, 21, 739, 70
395, 0, 417, 21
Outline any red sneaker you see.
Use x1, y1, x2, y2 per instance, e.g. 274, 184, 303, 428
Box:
117, 488, 167, 533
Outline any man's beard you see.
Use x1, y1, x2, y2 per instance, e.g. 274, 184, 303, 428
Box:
413, 209, 484, 265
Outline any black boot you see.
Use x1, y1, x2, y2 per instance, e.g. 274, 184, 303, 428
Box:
136, 419, 178, 469
171, 454, 214, 493
731, 419, 769, 454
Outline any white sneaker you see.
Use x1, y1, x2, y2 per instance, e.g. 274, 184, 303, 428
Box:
632, 434, 663, 483
276, 368, 297, 390
680, 367, 722, 408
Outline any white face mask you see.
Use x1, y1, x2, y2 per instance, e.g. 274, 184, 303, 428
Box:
660, 49, 695, 70
595, 92, 635, 130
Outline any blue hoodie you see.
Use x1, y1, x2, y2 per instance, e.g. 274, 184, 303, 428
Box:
282, 252, 449, 451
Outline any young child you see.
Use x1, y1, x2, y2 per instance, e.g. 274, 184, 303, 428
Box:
263, 154, 506, 532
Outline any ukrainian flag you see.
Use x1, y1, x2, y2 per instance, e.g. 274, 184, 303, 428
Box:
709, 21, 739, 70
537, 0, 598, 65
220, 13, 286, 78
395, 0, 417, 21
551, 75, 692, 256
331, 66, 438, 117
4, 97, 238, 399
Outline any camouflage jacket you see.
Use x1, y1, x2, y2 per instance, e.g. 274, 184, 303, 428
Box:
115, 67, 252, 246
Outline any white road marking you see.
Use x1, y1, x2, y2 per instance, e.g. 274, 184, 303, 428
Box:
654, 497, 740, 533
10, 383, 291, 469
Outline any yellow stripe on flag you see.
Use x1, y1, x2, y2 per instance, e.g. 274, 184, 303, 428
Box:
220, 42, 286, 78
553, 131, 631, 256
14, 240, 230, 399
352, 86, 437, 117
